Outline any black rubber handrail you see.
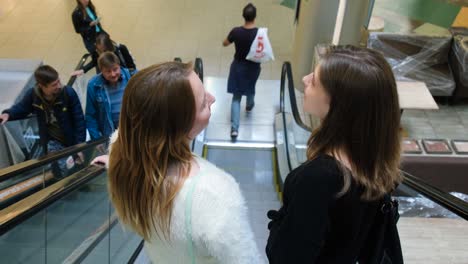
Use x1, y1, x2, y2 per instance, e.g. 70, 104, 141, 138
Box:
127, 240, 145, 264
0, 164, 105, 235
0, 114, 36, 125
194, 57, 204, 83
402, 171, 468, 220
67, 53, 92, 87
280, 62, 312, 131
193, 58, 204, 151
173, 57, 204, 83
279, 61, 468, 221
0, 137, 107, 183
279, 61, 312, 174
279, 64, 294, 174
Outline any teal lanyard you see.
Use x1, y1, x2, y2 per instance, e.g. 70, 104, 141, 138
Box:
184, 171, 201, 264
85, 7, 101, 32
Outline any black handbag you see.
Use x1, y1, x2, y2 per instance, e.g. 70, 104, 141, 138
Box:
359, 194, 404, 264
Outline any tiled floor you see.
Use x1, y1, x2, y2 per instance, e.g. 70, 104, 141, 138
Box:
0, 0, 294, 80
372, 0, 461, 32
401, 105, 468, 140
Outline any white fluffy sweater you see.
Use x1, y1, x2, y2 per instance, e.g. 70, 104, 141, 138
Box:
144, 157, 263, 263
109, 132, 263, 263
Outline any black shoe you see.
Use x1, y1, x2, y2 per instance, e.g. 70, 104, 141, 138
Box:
246, 103, 255, 112
230, 129, 238, 139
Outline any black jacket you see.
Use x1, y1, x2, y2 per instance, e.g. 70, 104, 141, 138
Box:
266, 155, 383, 264
72, 7, 104, 46
82, 44, 137, 74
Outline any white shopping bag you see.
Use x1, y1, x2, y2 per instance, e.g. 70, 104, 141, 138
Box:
246, 27, 275, 63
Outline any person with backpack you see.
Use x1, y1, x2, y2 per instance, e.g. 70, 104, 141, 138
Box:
1, 65, 86, 154
266, 46, 403, 263
72, 32, 137, 76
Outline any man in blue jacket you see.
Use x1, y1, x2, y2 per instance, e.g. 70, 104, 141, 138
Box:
85, 51, 132, 140
1, 65, 86, 154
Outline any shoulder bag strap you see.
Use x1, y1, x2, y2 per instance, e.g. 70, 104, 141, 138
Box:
184, 172, 202, 264
115, 45, 128, 68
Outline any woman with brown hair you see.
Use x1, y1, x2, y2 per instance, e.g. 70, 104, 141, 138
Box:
73, 32, 137, 76
72, 0, 104, 54
102, 62, 262, 263
266, 46, 403, 263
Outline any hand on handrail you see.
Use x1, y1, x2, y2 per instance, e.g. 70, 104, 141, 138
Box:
0, 113, 9, 124
91, 154, 109, 167
70, 69, 85, 77
74, 152, 85, 165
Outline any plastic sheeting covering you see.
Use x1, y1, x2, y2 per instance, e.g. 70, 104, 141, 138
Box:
453, 36, 468, 75
368, 33, 455, 96
450, 28, 468, 94
397, 192, 468, 219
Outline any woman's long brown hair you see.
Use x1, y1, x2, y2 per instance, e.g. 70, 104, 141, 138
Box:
76, 0, 97, 19
108, 62, 195, 240
307, 46, 402, 200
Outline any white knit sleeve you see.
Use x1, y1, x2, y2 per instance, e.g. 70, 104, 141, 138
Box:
191, 172, 264, 264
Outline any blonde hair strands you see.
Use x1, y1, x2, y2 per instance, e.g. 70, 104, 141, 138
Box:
108, 62, 195, 240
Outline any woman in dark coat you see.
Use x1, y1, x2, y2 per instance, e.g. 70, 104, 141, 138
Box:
72, 0, 105, 54
266, 46, 403, 263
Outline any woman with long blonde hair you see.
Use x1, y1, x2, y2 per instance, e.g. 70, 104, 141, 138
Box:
105, 62, 262, 263
266, 46, 403, 263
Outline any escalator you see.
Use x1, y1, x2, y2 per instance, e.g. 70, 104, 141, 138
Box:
0, 53, 97, 211
0, 138, 106, 210
1, 58, 467, 263
0, 115, 42, 169
204, 145, 280, 260
0, 137, 143, 263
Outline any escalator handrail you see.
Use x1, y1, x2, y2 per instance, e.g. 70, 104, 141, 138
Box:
402, 170, 468, 220
0, 164, 105, 235
0, 114, 37, 124
127, 240, 145, 263
0, 137, 107, 183
173, 57, 203, 83
192, 57, 204, 152
280, 62, 312, 131
279, 61, 468, 221
66, 53, 92, 87
194, 57, 204, 83
279, 61, 312, 177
